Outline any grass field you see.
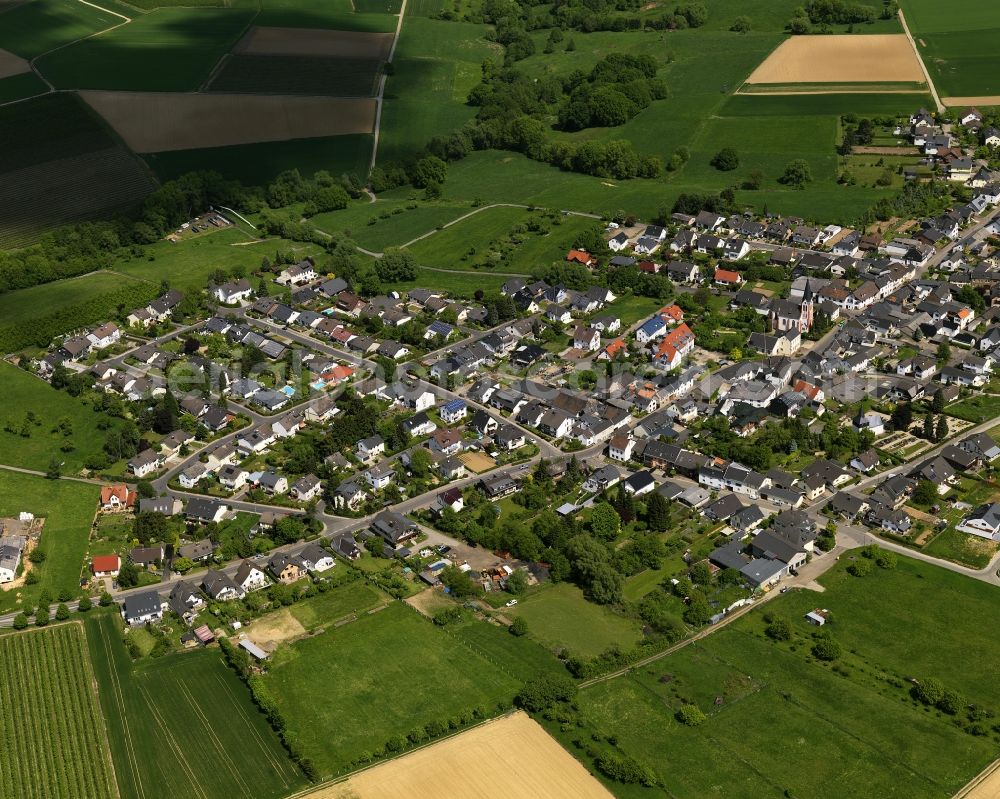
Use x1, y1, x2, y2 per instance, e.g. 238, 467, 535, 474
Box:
376, 16, 495, 164
37, 8, 255, 91
0, 361, 124, 473
0, 0, 120, 58
506, 582, 643, 658
922, 526, 998, 569
945, 395, 1000, 424
143, 134, 374, 184
311, 199, 471, 251
0, 623, 117, 799
403, 205, 599, 274
288, 579, 383, 627
86, 612, 305, 799
451, 618, 568, 683
209, 54, 382, 96
565, 556, 1000, 799
0, 471, 97, 614
264, 602, 520, 776
901, 0, 1000, 97
111, 227, 323, 291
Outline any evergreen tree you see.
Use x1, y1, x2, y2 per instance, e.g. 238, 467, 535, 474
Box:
646, 491, 670, 531
936, 415, 948, 442
923, 413, 934, 440
932, 388, 945, 413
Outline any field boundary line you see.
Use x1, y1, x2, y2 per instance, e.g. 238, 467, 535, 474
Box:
368, 0, 407, 173
954, 757, 1000, 798
74, 622, 123, 799
139, 684, 210, 799
282, 711, 519, 799
898, 9, 943, 112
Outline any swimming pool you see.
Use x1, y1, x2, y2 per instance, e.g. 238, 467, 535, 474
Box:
280, 385, 296, 397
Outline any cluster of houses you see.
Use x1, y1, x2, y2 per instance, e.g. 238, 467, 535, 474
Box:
904, 107, 1000, 185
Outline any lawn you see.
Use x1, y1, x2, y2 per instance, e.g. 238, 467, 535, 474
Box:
945, 394, 1000, 424
263, 602, 520, 776
506, 582, 643, 658
0, 471, 98, 614
37, 8, 256, 91
85, 613, 305, 799
565, 556, 1000, 799
0, 0, 120, 58
0, 623, 117, 799
601, 294, 663, 327
143, 134, 374, 185
288, 579, 383, 628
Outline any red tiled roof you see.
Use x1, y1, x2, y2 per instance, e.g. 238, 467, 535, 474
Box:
91, 554, 120, 573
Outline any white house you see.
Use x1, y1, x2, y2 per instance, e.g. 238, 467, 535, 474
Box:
234, 560, 270, 592
121, 590, 164, 626
128, 450, 164, 478
572, 326, 601, 352
365, 463, 396, 491
958, 503, 1000, 540
213, 279, 253, 305
87, 322, 121, 350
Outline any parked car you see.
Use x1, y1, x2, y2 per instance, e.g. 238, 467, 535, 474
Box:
505, 599, 518, 607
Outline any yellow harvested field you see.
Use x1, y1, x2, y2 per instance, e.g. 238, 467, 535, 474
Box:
306, 712, 615, 799
944, 96, 1000, 107
234, 26, 394, 60
81, 91, 376, 152
0, 47, 29, 80
746, 35, 925, 84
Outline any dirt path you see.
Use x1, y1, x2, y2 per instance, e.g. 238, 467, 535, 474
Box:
898, 8, 943, 112
943, 96, 1000, 108
851, 146, 919, 155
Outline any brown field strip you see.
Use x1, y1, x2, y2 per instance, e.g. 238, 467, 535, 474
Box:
81, 91, 376, 152
234, 26, 394, 60
943, 97, 1000, 108
0, 47, 29, 80
746, 35, 925, 85
459, 451, 497, 473
302, 712, 614, 799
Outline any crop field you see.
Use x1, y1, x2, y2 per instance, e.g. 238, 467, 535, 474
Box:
86, 613, 305, 799
0, 623, 117, 799
210, 54, 382, 96
0, 93, 152, 246
744, 34, 925, 86
144, 133, 373, 184
234, 26, 394, 58
0, 360, 127, 473
0, 146, 155, 248
316, 712, 613, 799
0, 472, 98, 614
0, 70, 47, 103
0, 46, 28, 79
563, 556, 1000, 799
263, 602, 519, 776
36, 8, 255, 92
0, 0, 120, 58
506, 582, 643, 658
83, 91, 376, 152
250, 0, 399, 32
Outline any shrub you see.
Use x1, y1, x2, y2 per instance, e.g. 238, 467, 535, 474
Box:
710, 147, 740, 171
595, 752, 658, 786
847, 558, 873, 577
675, 704, 706, 726
812, 636, 842, 661
765, 617, 791, 641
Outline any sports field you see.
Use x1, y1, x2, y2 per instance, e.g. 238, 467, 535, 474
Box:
82, 91, 376, 152
0, 623, 117, 799
565, 556, 1000, 798
86, 613, 305, 799
746, 34, 925, 86
263, 602, 520, 776
314, 712, 613, 799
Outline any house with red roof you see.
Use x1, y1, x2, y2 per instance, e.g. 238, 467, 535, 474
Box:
100, 484, 136, 512
566, 249, 596, 266
653, 323, 695, 370
659, 304, 684, 324
714, 268, 744, 287
92, 554, 121, 578
596, 338, 627, 362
